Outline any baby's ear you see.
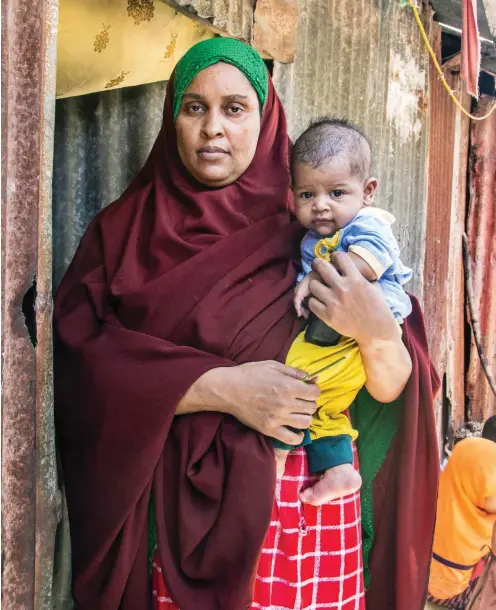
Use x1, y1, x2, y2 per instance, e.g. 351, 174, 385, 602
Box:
363, 177, 378, 206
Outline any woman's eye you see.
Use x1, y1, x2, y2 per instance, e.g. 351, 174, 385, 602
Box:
331, 190, 345, 198
300, 192, 313, 200
187, 104, 205, 114
226, 105, 243, 115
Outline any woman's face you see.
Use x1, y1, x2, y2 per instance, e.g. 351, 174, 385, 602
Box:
175, 62, 261, 188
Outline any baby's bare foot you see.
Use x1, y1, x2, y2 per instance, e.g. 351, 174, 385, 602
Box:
300, 463, 362, 505
274, 448, 289, 479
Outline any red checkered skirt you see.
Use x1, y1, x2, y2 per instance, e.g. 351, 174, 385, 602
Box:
152, 447, 365, 610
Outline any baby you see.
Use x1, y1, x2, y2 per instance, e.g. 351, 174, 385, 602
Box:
273, 118, 412, 505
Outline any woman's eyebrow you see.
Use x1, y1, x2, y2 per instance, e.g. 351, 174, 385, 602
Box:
182, 93, 203, 100
223, 94, 249, 102
182, 93, 249, 102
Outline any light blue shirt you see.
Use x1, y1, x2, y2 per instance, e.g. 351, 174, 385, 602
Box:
298, 207, 413, 322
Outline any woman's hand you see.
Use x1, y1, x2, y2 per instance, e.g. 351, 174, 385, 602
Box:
309, 253, 412, 402
309, 254, 398, 344
176, 362, 320, 445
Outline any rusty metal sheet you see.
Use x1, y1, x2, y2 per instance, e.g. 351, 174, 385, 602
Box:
163, 0, 254, 44
423, 33, 470, 437
2, 1, 41, 607
2, 0, 59, 608
273, 0, 431, 298
466, 95, 496, 422
252, 0, 299, 63
446, 87, 470, 431
424, 29, 455, 386
35, 1, 62, 609
162, 0, 298, 62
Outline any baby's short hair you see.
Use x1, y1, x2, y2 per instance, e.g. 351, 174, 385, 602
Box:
292, 117, 372, 180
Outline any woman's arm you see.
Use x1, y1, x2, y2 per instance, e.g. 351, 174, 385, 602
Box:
176, 361, 321, 445
308, 253, 412, 403
358, 333, 412, 402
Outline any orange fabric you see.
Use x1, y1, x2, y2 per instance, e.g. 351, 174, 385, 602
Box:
429, 437, 496, 600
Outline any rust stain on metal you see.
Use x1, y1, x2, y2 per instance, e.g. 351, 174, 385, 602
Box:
253, 0, 298, 63
424, 31, 455, 433
416, 88, 428, 114
466, 95, 496, 422
446, 89, 470, 431
423, 25, 470, 434
2, 0, 40, 606
2, 0, 60, 608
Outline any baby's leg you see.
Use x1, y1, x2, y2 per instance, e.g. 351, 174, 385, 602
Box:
273, 448, 290, 479
300, 463, 362, 505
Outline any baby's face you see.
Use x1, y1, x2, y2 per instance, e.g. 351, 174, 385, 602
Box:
293, 156, 373, 236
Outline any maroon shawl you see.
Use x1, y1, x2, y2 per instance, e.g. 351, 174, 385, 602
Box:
366, 295, 440, 610
55, 74, 439, 610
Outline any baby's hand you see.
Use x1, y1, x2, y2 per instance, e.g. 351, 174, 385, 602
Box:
294, 271, 319, 318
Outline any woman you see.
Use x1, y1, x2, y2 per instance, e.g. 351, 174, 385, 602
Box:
428, 437, 496, 609
54, 38, 439, 610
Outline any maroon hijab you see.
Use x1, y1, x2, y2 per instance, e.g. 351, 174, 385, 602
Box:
55, 69, 439, 610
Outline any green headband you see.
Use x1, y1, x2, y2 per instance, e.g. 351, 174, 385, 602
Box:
173, 38, 268, 120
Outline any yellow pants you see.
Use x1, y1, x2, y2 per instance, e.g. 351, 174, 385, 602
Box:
285, 331, 366, 441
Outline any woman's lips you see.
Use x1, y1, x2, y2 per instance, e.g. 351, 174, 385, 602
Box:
198, 146, 229, 160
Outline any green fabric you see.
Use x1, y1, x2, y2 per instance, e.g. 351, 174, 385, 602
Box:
272, 428, 312, 451
173, 38, 268, 120
306, 434, 353, 473
350, 388, 403, 589
148, 497, 157, 574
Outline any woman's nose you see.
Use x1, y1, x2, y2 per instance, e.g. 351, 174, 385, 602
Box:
201, 110, 224, 139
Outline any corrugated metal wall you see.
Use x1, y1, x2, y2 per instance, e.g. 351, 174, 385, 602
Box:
166, 0, 254, 42
423, 43, 470, 439
273, 0, 431, 298
52, 81, 166, 288
466, 95, 496, 422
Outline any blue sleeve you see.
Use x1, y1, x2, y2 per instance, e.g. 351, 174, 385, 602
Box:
298, 232, 317, 282
341, 215, 399, 276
